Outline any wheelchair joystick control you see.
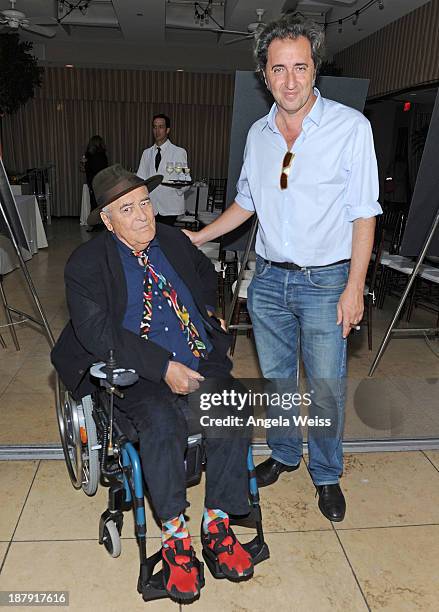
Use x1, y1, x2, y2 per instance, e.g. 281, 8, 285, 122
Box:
107, 349, 116, 368
90, 353, 139, 389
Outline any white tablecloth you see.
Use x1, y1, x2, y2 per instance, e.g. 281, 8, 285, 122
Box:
0, 195, 48, 275
10, 185, 32, 196
80, 184, 91, 226
184, 185, 208, 215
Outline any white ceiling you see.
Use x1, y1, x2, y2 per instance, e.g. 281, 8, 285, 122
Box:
0, 0, 433, 71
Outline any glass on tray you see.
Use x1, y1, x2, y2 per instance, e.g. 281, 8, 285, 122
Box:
174, 161, 183, 178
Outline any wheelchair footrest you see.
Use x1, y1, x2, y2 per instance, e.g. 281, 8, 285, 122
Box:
137, 551, 168, 602
138, 569, 169, 602
242, 536, 270, 566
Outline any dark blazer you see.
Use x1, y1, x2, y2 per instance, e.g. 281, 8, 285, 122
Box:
51, 224, 231, 399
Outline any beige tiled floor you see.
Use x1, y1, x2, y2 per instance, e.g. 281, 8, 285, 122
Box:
188, 532, 369, 612
1, 454, 439, 611
336, 451, 439, 529
0, 461, 38, 541
1, 219, 439, 610
0, 543, 8, 567
338, 525, 439, 612
424, 450, 439, 470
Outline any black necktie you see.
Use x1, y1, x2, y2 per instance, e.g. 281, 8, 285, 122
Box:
155, 147, 161, 171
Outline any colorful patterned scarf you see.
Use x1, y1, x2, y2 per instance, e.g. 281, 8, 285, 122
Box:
133, 249, 208, 358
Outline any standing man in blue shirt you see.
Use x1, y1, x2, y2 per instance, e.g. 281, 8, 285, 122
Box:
184, 17, 382, 522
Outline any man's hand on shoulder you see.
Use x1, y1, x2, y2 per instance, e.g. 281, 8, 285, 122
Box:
337, 285, 364, 338
181, 229, 203, 247
164, 361, 205, 394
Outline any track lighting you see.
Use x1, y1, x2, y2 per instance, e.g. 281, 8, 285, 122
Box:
332, 0, 385, 34
193, 1, 213, 26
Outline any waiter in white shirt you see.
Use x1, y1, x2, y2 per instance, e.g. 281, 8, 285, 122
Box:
137, 114, 189, 226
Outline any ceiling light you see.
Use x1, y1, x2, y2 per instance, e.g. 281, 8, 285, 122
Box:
65, 64, 74, 68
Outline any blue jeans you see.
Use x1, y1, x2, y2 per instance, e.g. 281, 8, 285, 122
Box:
247, 256, 348, 486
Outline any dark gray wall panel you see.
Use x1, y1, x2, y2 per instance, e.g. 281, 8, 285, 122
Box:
400, 90, 439, 256
224, 73, 369, 250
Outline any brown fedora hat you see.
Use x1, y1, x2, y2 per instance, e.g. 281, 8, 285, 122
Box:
87, 164, 163, 225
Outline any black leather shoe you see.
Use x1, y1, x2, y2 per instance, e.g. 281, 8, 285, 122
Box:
255, 457, 300, 487
316, 484, 346, 522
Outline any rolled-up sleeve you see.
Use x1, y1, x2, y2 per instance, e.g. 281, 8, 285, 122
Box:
344, 118, 382, 222
235, 143, 255, 212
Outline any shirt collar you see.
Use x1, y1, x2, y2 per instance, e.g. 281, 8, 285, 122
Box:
305, 87, 323, 127
263, 87, 323, 134
155, 139, 170, 151
112, 232, 159, 257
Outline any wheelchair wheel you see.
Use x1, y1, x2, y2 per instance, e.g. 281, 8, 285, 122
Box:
102, 520, 121, 558
56, 376, 82, 489
56, 376, 100, 494
80, 395, 100, 496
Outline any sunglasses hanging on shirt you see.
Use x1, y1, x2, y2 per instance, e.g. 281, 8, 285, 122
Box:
280, 151, 295, 190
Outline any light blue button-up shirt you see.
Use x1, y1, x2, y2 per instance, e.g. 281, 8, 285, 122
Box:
235, 88, 382, 267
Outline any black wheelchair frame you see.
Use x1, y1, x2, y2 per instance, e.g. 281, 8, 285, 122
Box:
56, 350, 269, 603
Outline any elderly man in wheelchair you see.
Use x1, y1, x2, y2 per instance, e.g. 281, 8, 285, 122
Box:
51, 164, 268, 604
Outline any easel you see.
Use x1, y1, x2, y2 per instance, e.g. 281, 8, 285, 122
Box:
0, 159, 55, 351
368, 210, 439, 376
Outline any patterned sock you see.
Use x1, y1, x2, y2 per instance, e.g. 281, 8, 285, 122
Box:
161, 513, 189, 548
202, 508, 229, 534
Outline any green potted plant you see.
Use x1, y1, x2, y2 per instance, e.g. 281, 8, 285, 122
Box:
0, 31, 42, 115
0, 32, 43, 156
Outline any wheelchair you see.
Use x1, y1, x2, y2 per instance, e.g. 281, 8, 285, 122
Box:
56, 350, 270, 603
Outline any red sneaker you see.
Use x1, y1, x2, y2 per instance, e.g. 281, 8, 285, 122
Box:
162, 536, 204, 602
201, 518, 254, 581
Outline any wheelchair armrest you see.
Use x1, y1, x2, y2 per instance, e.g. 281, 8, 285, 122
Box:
90, 362, 139, 387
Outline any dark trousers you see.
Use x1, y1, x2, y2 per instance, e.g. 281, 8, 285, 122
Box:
115, 349, 250, 522
156, 214, 178, 226
86, 182, 97, 210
